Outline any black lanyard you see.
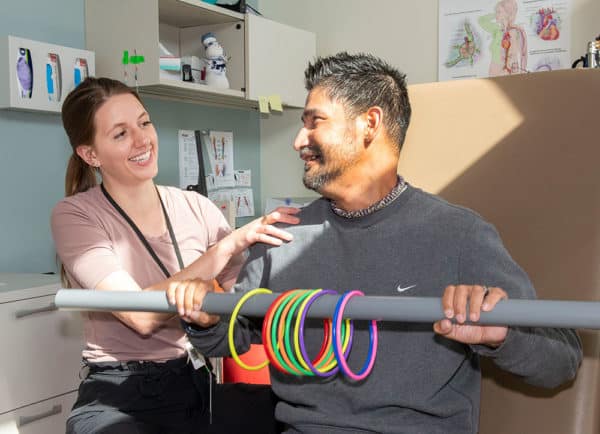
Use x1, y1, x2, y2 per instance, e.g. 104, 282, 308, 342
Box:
101, 183, 184, 278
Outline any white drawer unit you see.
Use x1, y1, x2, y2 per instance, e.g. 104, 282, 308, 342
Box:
0, 392, 77, 434
0, 273, 83, 433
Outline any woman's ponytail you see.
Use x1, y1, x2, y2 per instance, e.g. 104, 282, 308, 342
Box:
65, 154, 97, 196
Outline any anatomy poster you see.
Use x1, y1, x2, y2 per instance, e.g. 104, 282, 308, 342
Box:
208, 188, 255, 218
439, 0, 571, 81
233, 188, 255, 218
205, 130, 235, 188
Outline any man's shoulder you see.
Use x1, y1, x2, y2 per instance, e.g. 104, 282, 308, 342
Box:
298, 197, 329, 216
262, 198, 329, 247
286, 197, 333, 229
406, 185, 484, 225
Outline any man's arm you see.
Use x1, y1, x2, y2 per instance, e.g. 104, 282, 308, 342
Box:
183, 246, 269, 357
438, 217, 582, 388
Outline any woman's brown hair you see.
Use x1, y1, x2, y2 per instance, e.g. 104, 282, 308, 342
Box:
61, 77, 143, 196
59, 77, 144, 285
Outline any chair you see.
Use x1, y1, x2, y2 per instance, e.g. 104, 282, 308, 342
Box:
222, 343, 271, 385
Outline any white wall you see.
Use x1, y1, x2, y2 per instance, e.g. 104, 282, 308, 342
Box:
260, 0, 599, 84
258, 0, 439, 85
257, 0, 600, 210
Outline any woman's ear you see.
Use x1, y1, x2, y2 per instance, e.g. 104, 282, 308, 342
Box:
76, 145, 100, 168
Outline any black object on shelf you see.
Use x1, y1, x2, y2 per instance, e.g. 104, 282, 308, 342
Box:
182, 64, 193, 82
216, 0, 262, 15
216, 0, 245, 13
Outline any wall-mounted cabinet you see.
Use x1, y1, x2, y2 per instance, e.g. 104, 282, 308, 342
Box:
85, 0, 316, 110
0, 36, 95, 113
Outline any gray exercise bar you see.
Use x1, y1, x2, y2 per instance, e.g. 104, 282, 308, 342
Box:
54, 289, 600, 329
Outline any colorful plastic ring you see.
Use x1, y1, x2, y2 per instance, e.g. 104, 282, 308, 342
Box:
228, 288, 272, 371
332, 290, 378, 381
262, 291, 294, 374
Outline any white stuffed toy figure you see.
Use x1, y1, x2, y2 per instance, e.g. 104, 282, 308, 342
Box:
201, 32, 230, 89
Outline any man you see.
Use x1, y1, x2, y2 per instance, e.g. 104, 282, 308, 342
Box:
182, 52, 582, 434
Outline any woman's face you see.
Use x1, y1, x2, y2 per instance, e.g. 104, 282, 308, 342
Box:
88, 93, 159, 187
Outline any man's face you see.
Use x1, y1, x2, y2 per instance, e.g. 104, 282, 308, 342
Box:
293, 87, 362, 193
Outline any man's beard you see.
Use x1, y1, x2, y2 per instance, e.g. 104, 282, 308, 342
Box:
303, 164, 343, 192
301, 139, 359, 193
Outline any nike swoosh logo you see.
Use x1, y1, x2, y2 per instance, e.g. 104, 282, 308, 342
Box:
397, 284, 416, 293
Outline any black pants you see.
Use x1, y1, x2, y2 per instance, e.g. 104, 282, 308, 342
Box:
67, 358, 279, 434
67, 357, 211, 434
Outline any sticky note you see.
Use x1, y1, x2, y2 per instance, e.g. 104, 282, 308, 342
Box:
258, 96, 270, 114
268, 94, 283, 112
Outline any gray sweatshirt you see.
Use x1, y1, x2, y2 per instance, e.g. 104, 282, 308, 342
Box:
186, 185, 581, 434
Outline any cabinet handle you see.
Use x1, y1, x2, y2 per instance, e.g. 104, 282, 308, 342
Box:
18, 404, 62, 427
14, 302, 58, 318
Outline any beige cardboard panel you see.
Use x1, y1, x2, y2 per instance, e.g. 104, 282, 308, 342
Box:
400, 78, 524, 195
400, 69, 600, 434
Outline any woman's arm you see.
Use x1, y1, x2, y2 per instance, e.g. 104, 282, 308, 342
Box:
165, 207, 300, 319
113, 207, 301, 335
161, 207, 300, 287
93, 270, 179, 336
53, 197, 299, 336
126, 207, 300, 334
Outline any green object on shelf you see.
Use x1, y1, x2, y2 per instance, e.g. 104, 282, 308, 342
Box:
203, 0, 218, 4
121, 51, 144, 65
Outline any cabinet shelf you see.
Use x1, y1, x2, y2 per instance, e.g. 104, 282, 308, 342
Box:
159, 0, 244, 27
140, 79, 257, 110
85, 0, 315, 109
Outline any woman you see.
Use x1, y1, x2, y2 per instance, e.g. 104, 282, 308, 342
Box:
51, 77, 299, 434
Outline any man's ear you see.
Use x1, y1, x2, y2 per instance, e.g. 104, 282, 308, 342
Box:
362, 106, 383, 144
75, 145, 100, 167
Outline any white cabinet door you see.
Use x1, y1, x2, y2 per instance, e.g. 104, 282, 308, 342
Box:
85, 0, 160, 86
0, 391, 77, 434
246, 14, 316, 108
0, 294, 83, 414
